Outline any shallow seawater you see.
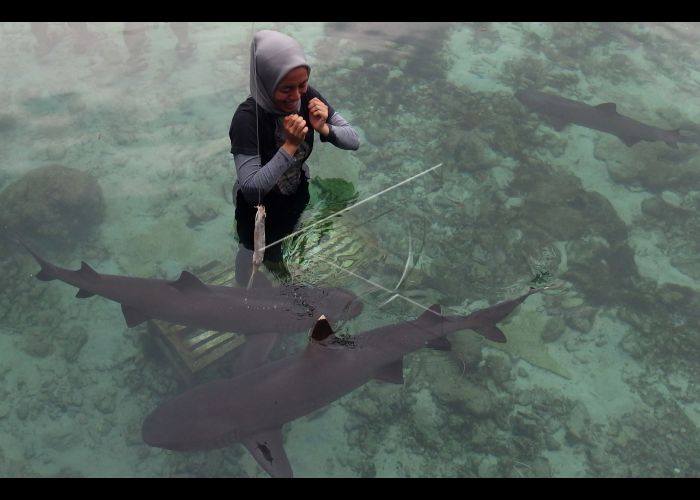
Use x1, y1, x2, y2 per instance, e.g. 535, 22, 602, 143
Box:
1, 21, 699, 477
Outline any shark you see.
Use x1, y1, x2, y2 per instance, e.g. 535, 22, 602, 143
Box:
515, 88, 700, 148
21, 242, 363, 372
141, 287, 544, 477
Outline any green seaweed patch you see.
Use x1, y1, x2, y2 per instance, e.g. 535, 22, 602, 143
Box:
308, 177, 359, 213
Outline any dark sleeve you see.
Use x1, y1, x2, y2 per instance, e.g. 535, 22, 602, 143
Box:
229, 101, 259, 156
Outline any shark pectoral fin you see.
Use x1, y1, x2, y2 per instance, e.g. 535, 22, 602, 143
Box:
169, 271, 210, 293
375, 359, 404, 384
472, 325, 507, 343
544, 116, 568, 131
619, 135, 640, 147
231, 332, 280, 376
75, 289, 95, 298
249, 270, 273, 288
595, 102, 618, 114
242, 428, 293, 478
426, 337, 452, 351
121, 304, 150, 327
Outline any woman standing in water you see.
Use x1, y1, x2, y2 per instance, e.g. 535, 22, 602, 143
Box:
229, 30, 360, 286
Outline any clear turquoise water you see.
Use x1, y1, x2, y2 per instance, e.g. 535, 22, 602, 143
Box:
1, 22, 699, 477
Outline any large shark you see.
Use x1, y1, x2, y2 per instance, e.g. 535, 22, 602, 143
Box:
515, 88, 700, 148
142, 287, 543, 477
22, 242, 363, 372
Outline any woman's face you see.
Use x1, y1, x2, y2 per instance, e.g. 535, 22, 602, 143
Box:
273, 66, 309, 113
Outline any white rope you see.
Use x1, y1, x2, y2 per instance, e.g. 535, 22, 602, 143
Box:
261, 162, 443, 252
312, 254, 442, 317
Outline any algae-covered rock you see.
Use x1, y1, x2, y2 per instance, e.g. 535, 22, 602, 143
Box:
0, 164, 105, 252
565, 401, 593, 444
510, 162, 629, 245
58, 326, 89, 362
606, 143, 700, 193
15, 327, 55, 358
432, 377, 499, 417
542, 316, 566, 343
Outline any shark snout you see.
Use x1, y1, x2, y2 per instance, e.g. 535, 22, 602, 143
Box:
514, 88, 542, 108
142, 404, 193, 451
142, 409, 170, 448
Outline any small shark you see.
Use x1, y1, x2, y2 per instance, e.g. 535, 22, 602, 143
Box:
142, 287, 543, 477
21, 242, 363, 372
516, 88, 700, 148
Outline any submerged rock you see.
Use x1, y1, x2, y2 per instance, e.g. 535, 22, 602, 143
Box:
0, 114, 18, 133
15, 327, 55, 358
432, 377, 499, 417
0, 164, 105, 253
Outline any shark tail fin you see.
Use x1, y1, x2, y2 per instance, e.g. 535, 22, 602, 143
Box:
468, 288, 543, 343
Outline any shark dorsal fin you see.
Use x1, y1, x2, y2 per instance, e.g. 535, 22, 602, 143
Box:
79, 261, 100, 281
546, 116, 568, 131
310, 314, 334, 342
75, 263, 99, 298
620, 135, 640, 147
170, 271, 209, 293
595, 102, 618, 114
415, 304, 442, 328
241, 428, 293, 478
375, 359, 404, 384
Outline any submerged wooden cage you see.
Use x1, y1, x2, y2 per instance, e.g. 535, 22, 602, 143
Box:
147, 260, 245, 377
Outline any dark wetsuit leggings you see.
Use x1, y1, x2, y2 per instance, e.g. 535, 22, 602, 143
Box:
233, 180, 310, 286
